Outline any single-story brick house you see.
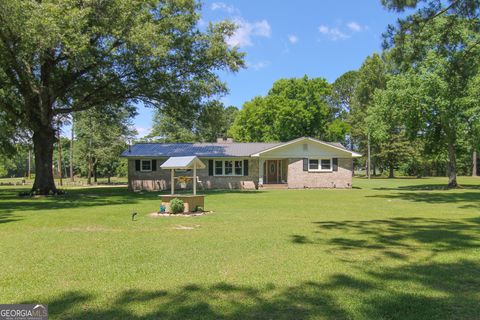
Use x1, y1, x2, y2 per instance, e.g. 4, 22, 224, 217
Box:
121, 137, 361, 191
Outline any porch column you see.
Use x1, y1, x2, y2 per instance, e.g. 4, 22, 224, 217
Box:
258, 158, 264, 186
171, 169, 174, 195
193, 162, 197, 195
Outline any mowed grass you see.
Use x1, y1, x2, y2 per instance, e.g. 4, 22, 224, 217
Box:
0, 177, 479, 319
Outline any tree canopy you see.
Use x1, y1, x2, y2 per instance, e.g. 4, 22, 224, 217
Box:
146, 101, 239, 143
229, 76, 346, 142
379, 0, 480, 186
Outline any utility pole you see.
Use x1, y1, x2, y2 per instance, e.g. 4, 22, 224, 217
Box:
473, 150, 478, 177
27, 147, 31, 179
367, 132, 371, 179
70, 115, 75, 182
57, 122, 63, 187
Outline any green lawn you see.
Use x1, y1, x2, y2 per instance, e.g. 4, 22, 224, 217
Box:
1, 177, 479, 319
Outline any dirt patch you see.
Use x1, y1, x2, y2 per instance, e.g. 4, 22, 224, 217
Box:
172, 224, 201, 230
62, 226, 122, 232
148, 211, 211, 218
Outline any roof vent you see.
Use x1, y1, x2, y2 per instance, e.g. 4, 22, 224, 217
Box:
217, 137, 234, 144
303, 143, 308, 151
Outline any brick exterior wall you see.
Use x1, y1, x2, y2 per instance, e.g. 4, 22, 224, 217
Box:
128, 157, 354, 191
128, 158, 259, 191
286, 158, 353, 189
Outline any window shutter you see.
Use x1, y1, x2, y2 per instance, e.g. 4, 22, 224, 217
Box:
303, 158, 308, 171
135, 160, 140, 171
333, 158, 338, 171
243, 159, 249, 176
208, 160, 214, 176
152, 159, 157, 171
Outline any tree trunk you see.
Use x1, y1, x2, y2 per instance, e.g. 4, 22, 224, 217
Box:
27, 148, 32, 179
32, 127, 58, 195
93, 161, 97, 183
70, 116, 74, 182
367, 132, 371, 179
447, 140, 458, 188
57, 125, 63, 187
389, 164, 394, 178
87, 157, 92, 185
473, 150, 478, 177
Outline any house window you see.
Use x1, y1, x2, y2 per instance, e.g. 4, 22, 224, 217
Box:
213, 159, 243, 176
320, 159, 331, 171
225, 161, 233, 175
308, 158, 332, 172
141, 160, 152, 172
235, 160, 243, 175
308, 159, 319, 170
215, 160, 223, 175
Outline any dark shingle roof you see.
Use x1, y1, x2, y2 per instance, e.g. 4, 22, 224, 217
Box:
121, 142, 282, 158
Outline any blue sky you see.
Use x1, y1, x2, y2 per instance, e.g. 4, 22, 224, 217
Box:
132, 0, 403, 138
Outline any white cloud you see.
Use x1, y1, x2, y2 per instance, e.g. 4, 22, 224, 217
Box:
246, 60, 271, 70
318, 25, 349, 41
135, 127, 151, 138
288, 34, 298, 44
211, 2, 238, 14
318, 21, 367, 41
318, 25, 329, 34
226, 18, 271, 47
347, 21, 365, 32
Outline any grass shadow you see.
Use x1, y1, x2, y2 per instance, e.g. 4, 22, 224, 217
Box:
291, 217, 480, 259
39, 282, 347, 320
27, 258, 480, 319
368, 191, 480, 209
0, 187, 157, 214
373, 184, 480, 191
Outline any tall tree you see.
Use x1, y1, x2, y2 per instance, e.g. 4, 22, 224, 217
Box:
230, 76, 343, 142
368, 80, 416, 178
350, 53, 388, 175
330, 70, 359, 148
196, 102, 239, 142
75, 105, 135, 184
146, 110, 197, 143
147, 102, 239, 142
381, 0, 480, 187
0, 0, 244, 194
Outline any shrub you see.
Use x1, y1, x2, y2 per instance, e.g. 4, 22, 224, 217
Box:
194, 206, 204, 212
169, 198, 184, 214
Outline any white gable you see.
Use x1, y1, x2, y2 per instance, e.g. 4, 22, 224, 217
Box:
251, 137, 360, 158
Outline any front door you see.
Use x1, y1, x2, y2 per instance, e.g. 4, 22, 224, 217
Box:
266, 160, 278, 184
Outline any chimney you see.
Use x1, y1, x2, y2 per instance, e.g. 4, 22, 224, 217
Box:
216, 137, 234, 144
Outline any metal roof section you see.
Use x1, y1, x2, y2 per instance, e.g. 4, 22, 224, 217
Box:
121, 142, 281, 157
160, 156, 206, 170
121, 138, 361, 158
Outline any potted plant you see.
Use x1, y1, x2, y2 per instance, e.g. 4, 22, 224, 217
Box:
177, 176, 191, 189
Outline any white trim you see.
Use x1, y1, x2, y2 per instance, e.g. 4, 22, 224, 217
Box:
250, 137, 361, 157
308, 158, 333, 172
160, 156, 206, 170
140, 159, 153, 172
213, 159, 244, 176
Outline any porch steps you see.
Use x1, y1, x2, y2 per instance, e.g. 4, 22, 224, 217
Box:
261, 184, 288, 190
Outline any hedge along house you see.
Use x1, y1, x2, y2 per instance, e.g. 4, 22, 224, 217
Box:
121, 137, 361, 191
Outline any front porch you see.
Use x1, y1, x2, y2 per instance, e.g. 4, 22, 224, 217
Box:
258, 159, 288, 187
